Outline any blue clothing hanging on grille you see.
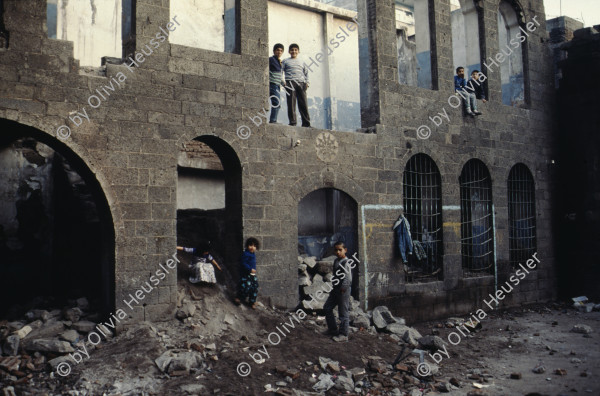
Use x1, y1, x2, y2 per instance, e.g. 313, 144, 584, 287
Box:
393, 215, 413, 263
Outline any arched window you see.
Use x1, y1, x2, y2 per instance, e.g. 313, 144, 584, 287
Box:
508, 164, 536, 267
498, 0, 526, 106
403, 154, 443, 281
460, 159, 494, 276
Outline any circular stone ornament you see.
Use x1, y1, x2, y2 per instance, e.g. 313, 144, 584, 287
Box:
315, 132, 339, 162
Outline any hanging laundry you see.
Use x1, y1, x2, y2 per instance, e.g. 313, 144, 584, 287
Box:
413, 240, 427, 261
393, 212, 413, 263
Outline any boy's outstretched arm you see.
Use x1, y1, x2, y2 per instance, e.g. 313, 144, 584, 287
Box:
212, 259, 222, 271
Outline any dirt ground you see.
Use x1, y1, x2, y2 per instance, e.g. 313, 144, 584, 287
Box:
3, 279, 599, 396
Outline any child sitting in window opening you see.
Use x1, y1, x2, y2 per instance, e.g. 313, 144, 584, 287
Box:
176, 242, 222, 284
234, 237, 260, 309
454, 66, 480, 117
468, 70, 487, 113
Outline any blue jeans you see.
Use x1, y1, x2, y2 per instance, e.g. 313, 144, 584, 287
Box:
269, 83, 281, 123
460, 90, 477, 112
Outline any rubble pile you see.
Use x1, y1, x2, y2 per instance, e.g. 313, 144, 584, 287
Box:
571, 296, 600, 313
262, 353, 453, 395
298, 254, 337, 310
0, 297, 108, 383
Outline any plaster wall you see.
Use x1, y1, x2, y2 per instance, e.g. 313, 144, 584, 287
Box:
169, 0, 225, 52
53, 0, 122, 67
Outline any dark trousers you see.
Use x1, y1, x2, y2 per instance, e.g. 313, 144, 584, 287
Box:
324, 287, 350, 336
237, 274, 258, 304
285, 80, 310, 127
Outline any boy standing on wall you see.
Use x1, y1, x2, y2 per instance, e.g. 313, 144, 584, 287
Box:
269, 44, 285, 123
282, 43, 311, 127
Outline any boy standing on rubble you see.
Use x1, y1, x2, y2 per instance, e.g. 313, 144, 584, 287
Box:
234, 237, 260, 309
323, 241, 355, 342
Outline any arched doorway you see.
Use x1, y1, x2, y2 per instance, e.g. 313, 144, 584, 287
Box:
176, 136, 242, 288
297, 188, 359, 303
0, 119, 115, 318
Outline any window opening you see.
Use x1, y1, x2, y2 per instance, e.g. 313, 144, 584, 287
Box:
460, 159, 494, 276
395, 0, 434, 90
403, 154, 443, 282
508, 163, 537, 268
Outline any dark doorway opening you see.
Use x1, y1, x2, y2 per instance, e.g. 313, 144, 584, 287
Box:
0, 119, 115, 319
298, 188, 359, 300
176, 136, 242, 290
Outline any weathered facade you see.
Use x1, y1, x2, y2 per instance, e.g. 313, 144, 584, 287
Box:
0, 0, 557, 323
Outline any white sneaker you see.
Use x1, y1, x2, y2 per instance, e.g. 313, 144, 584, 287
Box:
332, 334, 348, 342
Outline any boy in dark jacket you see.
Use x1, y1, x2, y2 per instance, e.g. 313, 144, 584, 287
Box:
269, 44, 284, 123
234, 237, 260, 309
467, 70, 486, 114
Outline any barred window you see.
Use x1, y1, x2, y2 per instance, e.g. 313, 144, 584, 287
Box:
460, 159, 494, 276
403, 154, 443, 282
508, 164, 537, 267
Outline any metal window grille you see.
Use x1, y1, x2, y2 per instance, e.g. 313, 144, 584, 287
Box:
403, 154, 443, 282
508, 164, 537, 268
460, 159, 494, 276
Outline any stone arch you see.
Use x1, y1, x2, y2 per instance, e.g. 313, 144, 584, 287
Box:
177, 134, 243, 280
288, 171, 365, 205
291, 172, 364, 301
0, 118, 116, 317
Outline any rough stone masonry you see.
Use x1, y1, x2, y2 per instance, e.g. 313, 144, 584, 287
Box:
0, 0, 557, 323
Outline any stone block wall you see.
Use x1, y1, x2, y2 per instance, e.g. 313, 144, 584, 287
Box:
0, 0, 557, 323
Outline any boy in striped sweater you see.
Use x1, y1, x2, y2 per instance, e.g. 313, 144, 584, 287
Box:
282, 43, 311, 127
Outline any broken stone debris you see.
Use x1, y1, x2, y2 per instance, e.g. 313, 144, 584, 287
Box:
372, 306, 406, 330
570, 324, 593, 334
0, 296, 103, 381
175, 302, 196, 320
155, 350, 204, 375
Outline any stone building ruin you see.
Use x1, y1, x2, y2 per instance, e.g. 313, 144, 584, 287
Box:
0, 0, 557, 324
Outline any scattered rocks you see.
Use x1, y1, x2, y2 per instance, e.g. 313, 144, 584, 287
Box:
418, 335, 445, 351
334, 374, 354, 392
510, 372, 522, 379
571, 324, 593, 334
532, 363, 546, 374
71, 320, 97, 333
28, 339, 75, 354
2, 336, 19, 356
175, 302, 196, 320
13, 326, 32, 339
372, 306, 405, 330
59, 330, 80, 343
62, 308, 82, 323
303, 257, 317, 269
312, 373, 335, 392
